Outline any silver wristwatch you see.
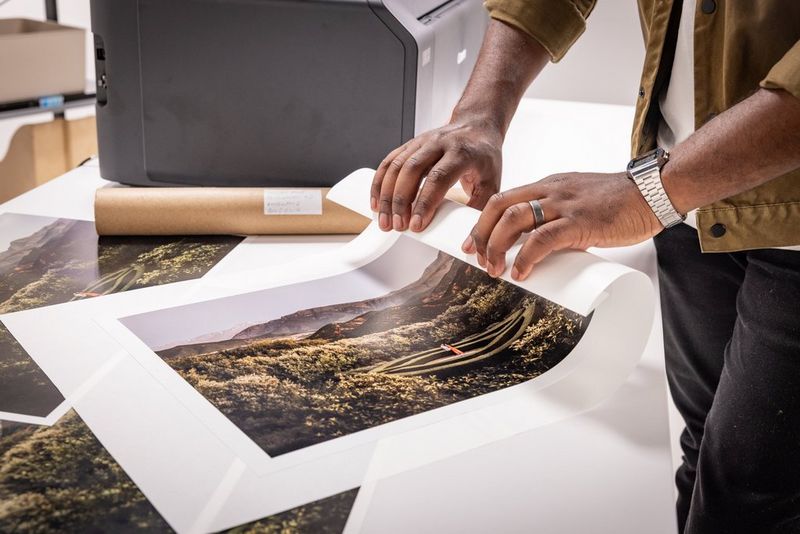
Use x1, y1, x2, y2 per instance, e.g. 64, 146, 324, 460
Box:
626, 147, 685, 229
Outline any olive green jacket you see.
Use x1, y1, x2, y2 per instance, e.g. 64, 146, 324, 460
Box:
485, 0, 800, 251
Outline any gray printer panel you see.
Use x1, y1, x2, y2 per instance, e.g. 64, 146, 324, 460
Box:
139, 0, 407, 187
92, 0, 414, 187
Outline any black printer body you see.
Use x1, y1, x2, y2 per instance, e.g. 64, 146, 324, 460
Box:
90, 0, 487, 187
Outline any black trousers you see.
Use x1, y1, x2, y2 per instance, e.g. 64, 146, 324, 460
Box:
655, 225, 800, 534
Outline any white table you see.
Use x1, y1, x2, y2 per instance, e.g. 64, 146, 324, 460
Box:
1, 98, 678, 533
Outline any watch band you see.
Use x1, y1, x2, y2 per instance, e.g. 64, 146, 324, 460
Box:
627, 149, 685, 229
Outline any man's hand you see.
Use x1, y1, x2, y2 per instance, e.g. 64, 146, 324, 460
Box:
369, 19, 551, 233
462, 172, 662, 280
371, 117, 503, 233
460, 87, 800, 282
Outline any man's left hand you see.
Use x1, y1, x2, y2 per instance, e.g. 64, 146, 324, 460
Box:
461, 171, 663, 281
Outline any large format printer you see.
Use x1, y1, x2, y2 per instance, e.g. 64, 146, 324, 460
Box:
91, 0, 487, 187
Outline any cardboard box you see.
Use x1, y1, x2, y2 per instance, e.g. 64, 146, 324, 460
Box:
0, 18, 86, 104
0, 117, 97, 203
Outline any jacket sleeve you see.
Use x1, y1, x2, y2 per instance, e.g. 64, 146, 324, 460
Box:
760, 39, 800, 100
483, 0, 596, 62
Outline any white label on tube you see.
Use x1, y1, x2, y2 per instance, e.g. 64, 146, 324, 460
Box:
263, 190, 322, 215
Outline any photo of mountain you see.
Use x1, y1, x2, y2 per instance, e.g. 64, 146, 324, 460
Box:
0, 412, 358, 533
0, 212, 243, 419
123, 236, 591, 457
0, 213, 243, 314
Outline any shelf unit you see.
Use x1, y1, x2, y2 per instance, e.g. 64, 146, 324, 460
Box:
0, 0, 96, 121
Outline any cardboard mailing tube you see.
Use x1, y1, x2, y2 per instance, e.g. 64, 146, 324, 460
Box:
94, 187, 369, 236
94, 187, 471, 236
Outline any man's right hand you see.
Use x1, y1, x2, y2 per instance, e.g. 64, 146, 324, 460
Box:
368, 19, 551, 233
370, 115, 503, 233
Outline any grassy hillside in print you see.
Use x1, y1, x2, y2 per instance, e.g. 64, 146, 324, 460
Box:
0, 412, 357, 533
0, 214, 243, 315
224, 489, 358, 534
0, 411, 170, 532
149, 246, 590, 457
0, 323, 63, 417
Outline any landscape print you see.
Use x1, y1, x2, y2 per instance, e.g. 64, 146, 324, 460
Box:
0, 413, 357, 532
0, 411, 171, 532
0, 212, 243, 418
0, 213, 243, 314
0, 322, 63, 418
224, 489, 358, 534
123, 236, 591, 457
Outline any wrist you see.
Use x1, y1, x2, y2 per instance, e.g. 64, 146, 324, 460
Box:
450, 107, 507, 140
626, 148, 685, 229
659, 150, 698, 215
450, 105, 508, 139
623, 171, 664, 234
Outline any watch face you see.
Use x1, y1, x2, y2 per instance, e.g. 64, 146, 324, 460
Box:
629, 148, 667, 169
629, 149, 658, 169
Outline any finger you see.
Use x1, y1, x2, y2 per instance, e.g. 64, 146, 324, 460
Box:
391, 145, 445, 231
484, 201, 538, 277
372, 144, 409, 212
511, 218, 575, 281
462, 185, 546, 260
378, 140, 423, 230
464, 176, 497, 211
485, 198, 560, 276
409, 153, 471, 232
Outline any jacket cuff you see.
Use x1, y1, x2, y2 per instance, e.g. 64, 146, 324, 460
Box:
484, 0, 595, 62
760, 40, 800, 100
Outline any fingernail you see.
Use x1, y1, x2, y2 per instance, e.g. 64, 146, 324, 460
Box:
462, 235, 474, 253
379, 212, 389, 230
393, 214, 403, 231
511, 266, 520, 280
410, 214, 423, 232
477, 253, 486, 268
370, 197, 377, 212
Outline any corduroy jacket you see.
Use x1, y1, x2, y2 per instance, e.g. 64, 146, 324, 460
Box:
485, 0, 800, 251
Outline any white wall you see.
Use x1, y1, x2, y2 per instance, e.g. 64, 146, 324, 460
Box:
525, 1, 645, 107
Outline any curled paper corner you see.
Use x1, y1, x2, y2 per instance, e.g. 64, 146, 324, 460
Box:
329, 168, 650, 317
328, 168, 383, 220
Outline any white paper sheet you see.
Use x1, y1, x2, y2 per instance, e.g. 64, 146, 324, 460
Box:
2, 168, 655, 533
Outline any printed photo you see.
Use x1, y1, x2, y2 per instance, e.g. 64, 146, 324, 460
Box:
0, 213, 243, 314
0, 411, 170, 532
0, 412, 357, 533
0, 322, 63, 418
0, 212, 243, 419
224, 489, 358, 534
122, 236, 591, 457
